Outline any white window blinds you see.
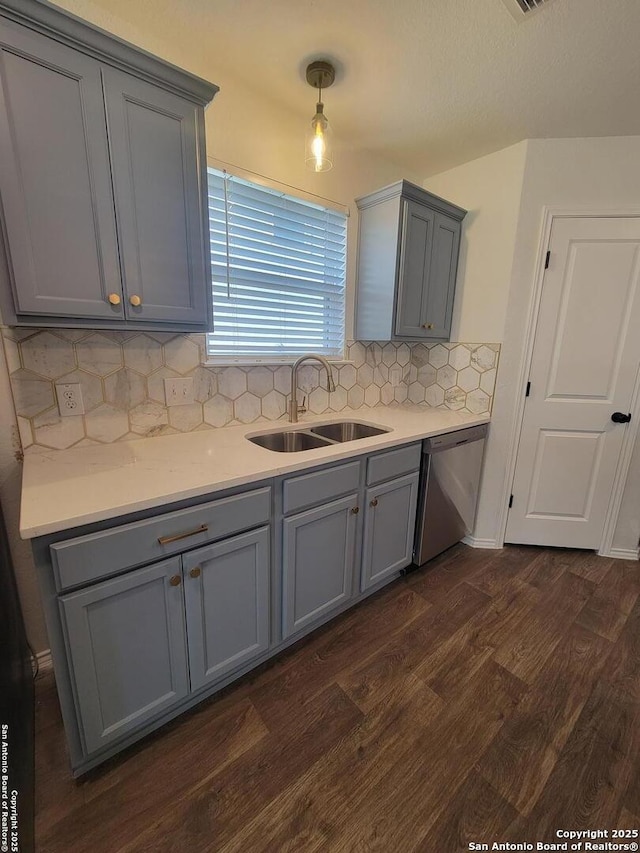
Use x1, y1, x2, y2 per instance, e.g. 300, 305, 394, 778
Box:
206, 168, 347, 359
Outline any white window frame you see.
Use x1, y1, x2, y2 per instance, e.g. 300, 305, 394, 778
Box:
205, 164, 348, 366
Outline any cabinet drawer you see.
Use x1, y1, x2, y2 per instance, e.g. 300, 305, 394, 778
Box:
366, 443, 421, 486
283, 461, 361, 515
51, 487, 271, 591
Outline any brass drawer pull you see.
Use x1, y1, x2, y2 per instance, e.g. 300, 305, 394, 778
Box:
158, 524, 208, 545
351, 506, 360, 514
129, 294, 142, 307
169, 574, 181, 587
189, 567, 201, 579
422, 323, 434, 330
108, 292, 121, 305
370, 498, 378, 507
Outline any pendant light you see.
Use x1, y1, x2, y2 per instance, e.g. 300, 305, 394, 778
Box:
305, 60, 335, 173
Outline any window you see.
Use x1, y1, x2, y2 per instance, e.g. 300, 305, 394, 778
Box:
206, 168, 347, 361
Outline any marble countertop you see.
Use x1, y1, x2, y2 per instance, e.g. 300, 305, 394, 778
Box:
20, 404, 489, 539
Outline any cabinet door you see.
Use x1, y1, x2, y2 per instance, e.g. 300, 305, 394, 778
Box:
422, 212, 461, 339
0, 20, 123, 318
394, 199, 434, 337
282, 494, 358, 639
182, 527, 270, 691
361, 472, 419, 592
60, 557, 189, 756
102, 68, 210, 325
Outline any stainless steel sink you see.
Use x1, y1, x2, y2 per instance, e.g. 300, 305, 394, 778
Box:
248, 430, 331, 452
247, 420, 390, 452
309, 421, 390, 442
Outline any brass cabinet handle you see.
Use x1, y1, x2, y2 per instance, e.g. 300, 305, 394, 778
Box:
169, 574, 181, 587
189, 567, 201, 579
129, 294, 142, 307
351, 506, 360, 514
370, 498, 378, 507
158, 524, 208, 545
108, 293, 121, 305
422, 323, 434, 330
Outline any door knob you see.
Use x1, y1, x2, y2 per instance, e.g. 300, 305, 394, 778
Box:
129, 294, 142, 307
107, 293, 121, 305
611, 412, 631, 424
169, 574, 182, 586
189, 567, 201, 579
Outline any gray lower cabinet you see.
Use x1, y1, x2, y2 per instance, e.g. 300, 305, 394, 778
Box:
355, 179, 466, 342
60, 556, 189, 755
35, 443, 427, 775
182, 527, 270, 691
0, 0, 217, 330
361, 471, 420, 591
60, 526, 271, 757
282, 493, 359, 639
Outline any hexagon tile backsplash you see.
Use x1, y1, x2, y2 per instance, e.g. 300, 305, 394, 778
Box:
1, 329, 500, 451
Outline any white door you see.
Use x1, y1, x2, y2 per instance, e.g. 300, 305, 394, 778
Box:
506, 216, 640, 548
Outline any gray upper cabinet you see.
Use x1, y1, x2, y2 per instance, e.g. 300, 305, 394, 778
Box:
182, 527, 270, 691
0, 19, 122, 320
0, 0, 217, 331
395, 200, 435, 337
60, 556, 189, 755
102, 69, 209, 326
355, 180, 466, 342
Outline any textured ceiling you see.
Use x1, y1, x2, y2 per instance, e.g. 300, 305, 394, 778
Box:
55, 0, 640, 176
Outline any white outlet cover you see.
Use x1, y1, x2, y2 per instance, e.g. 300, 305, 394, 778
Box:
55, 382, 85, 417
164, 377, 195, 407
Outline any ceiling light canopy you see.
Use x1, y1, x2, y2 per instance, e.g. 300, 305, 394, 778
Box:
305, 60, 335, 173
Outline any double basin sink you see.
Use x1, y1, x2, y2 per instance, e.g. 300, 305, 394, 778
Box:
248, 421, 390, 453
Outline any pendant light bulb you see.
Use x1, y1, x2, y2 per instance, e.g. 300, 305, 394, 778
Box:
306, 102, 333, 173
304, 60, 336, 173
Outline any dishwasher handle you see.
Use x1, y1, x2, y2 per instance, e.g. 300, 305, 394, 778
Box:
423, 423, 488, 453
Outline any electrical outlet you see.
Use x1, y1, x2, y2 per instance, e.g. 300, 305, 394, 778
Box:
164, 377, 195, 407
389, 366, 403, 387
55, 383, 85, 417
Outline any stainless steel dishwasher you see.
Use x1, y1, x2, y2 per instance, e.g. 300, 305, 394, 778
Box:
413, 424, 488, 566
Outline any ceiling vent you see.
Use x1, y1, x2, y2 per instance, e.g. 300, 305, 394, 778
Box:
501, 0, 554, 20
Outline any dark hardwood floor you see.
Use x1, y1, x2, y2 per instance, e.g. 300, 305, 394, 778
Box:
35, 545, 640, 852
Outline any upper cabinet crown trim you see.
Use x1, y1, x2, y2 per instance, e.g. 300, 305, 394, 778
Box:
356, 179, 467, 222
0, 0, 218, 104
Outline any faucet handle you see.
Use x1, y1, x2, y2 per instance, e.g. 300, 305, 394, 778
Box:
298, 395, 307, 413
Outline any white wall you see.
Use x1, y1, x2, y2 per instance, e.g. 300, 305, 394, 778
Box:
424, 141, 529, 343
0, 2, 420, 653
427, 137, 640, 552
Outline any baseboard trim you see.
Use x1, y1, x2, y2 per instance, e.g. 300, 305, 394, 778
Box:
35, 648, 53, 675
462, 535, 502, 549
599, 546, 639, 561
